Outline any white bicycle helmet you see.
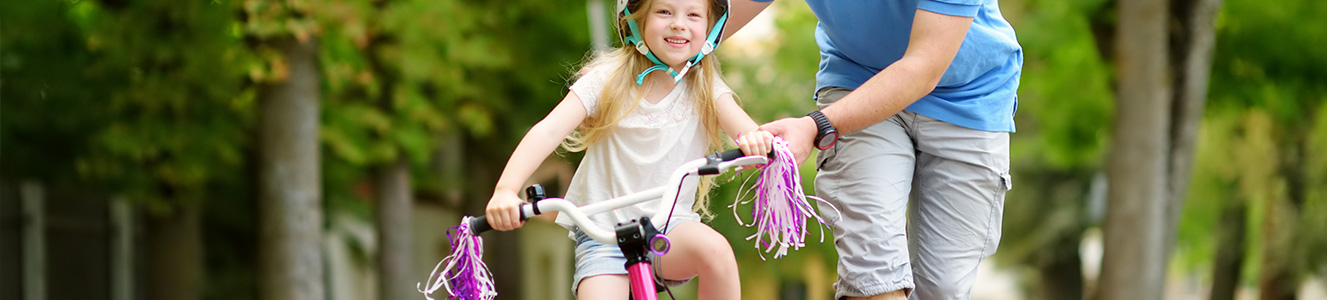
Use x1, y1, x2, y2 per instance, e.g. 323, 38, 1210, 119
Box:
617, 0, 731, 85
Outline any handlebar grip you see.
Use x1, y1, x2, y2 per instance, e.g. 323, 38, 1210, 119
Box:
708, 148, 775, 162
468, 215, 493, 234
710, 149, 746, 162
466, 207, 528, 234
701, 149, 753, 175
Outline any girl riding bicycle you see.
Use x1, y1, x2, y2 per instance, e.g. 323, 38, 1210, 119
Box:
483, 0, 771, 299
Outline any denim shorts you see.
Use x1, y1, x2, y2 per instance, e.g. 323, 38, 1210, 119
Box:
569, 221, 691, 294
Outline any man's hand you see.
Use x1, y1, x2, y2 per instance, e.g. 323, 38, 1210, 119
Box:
759, 116, 818, 165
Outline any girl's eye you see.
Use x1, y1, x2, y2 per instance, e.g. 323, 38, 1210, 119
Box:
656, 10, 671, 15
688, 13, 702, 18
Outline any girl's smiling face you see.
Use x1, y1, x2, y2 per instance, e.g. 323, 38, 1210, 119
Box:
640, 0, 711, 71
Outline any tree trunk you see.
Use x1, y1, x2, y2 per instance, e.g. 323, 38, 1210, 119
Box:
359, 4, 416, 296
587, 0, 610, 51
145, 202, 202, 300
20, 182, 46, 300
1259, 138, 1307, 300
1161, 0, 1223, 268
1035, 232, 1085, 300
377, 157, 414, 300
1259, 194, 1297, 300
1209, 196, 1245, 300
111, 198, 135, 300
1097, 0, 1171, 299
257, 37, 324, 300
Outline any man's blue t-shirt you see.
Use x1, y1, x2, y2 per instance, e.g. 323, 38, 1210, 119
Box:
765, 0, 1022, 132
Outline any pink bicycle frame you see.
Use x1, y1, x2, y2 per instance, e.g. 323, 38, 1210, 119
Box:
627, 262, 657, 300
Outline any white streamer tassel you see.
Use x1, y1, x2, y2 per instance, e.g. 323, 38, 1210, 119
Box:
730, 137, 837, 260
418, 216, 496, 300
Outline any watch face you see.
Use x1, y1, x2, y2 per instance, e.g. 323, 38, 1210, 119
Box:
817, 132, 839, 150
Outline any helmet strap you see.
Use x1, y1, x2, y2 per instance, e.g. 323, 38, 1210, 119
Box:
622, 8, 730, 85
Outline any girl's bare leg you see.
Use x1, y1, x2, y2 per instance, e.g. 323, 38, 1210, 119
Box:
576, 275, 629, 300
655, 221, 741, 300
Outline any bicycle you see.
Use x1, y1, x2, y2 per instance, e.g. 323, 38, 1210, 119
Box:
420, 141, 832, 300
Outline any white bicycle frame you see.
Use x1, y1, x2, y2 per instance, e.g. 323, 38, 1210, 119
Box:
510, 151, 768, 244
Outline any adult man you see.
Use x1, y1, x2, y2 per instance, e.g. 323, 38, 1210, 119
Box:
726, 1, 1021, 299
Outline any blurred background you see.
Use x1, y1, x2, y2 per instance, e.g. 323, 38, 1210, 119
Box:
2, 0, 1325, 299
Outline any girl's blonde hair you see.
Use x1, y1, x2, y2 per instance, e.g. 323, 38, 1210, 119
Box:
562, 0, 732, 219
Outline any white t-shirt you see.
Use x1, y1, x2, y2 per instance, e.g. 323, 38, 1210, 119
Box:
553, 62, 733, 236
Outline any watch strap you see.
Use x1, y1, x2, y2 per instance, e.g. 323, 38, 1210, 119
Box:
807, 110, 837, 149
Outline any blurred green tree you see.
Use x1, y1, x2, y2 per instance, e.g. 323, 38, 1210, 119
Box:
241, 0, 327, 299
1178, 0, 1327, 298
1097, 0, 1223, 298
987, 0, 1116, 298
311, 1, 593, 299
3, 1, 252, 299
307, 0, 588, 297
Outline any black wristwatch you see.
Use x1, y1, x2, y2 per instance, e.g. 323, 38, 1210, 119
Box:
807, 110, 839, 150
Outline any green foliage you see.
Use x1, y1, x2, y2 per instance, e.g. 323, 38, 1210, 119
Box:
1208, 0, 1327, 122
1175, 110, 1238, 270
3, 0, 592, 296
1303, 102, 1327, 269
241, 0, 320, 42
4, 1, 255, 298
311, 0, 592, 215
1177, 0, 1327, 286
996, 0, 1115, 273
2, 0, 110, 185
1008, 0, 1114, 170
718, 1, 820, 120
2, 0, 251, 215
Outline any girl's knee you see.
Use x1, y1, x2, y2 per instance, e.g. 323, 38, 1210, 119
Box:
693, 241, 737, 276
662, 224, 738, 276
709, 242, 736, 261
683, 229, 734, 261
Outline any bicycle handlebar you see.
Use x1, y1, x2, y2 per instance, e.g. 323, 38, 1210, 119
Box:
710, 148, 746, 161
467, 148, 770, 244
467, 213, 498, 234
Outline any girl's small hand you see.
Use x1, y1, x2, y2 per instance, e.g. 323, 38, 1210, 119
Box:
485, 191, 525, 231
737, 130, 774, 157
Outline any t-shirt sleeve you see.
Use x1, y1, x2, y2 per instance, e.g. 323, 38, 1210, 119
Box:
712, 77, 735, 101
569, 64, 613, 116
919, 0, 983, 17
